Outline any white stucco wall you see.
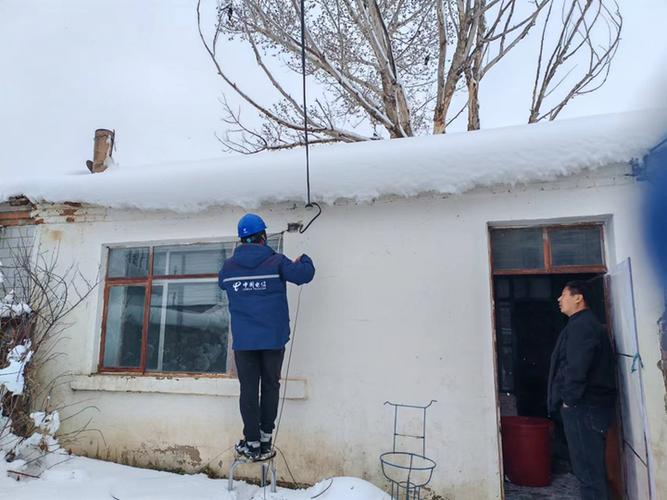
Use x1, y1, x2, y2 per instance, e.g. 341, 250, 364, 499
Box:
33, 164, 667, 499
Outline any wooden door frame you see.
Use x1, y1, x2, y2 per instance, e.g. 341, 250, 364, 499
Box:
487, 222, 624, 498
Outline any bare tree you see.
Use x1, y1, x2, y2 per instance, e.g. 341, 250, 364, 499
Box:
197, 0, 622, 153
1, 234, 100, 476
529, 0, 621, 123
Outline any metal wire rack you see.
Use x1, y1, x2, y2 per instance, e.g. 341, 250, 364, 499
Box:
380, 400, 437, 500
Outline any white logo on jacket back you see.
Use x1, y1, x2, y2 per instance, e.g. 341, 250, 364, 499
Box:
233, 280, 267, 292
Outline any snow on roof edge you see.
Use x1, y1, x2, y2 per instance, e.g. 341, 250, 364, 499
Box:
2, 110, 666, 213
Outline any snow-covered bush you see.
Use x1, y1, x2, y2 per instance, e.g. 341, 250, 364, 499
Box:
0, 244, 97, 479
0, 344, 66, 476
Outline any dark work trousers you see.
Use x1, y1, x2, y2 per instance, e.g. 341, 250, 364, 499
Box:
561, 404, 614, 500
234, 349, 285, 443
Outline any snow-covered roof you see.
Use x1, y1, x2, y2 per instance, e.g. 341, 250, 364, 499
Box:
2, 111, 665, 213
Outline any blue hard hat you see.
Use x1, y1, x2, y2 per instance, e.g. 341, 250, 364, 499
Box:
237, 213, 267, 238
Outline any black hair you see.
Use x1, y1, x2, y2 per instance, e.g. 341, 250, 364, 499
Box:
564, 280, 591, 306
241, 230, 267, 245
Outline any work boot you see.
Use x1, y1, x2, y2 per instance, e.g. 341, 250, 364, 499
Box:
235, 439, 261, 460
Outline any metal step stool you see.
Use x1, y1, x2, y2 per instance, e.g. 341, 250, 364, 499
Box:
228, 454, 277, 493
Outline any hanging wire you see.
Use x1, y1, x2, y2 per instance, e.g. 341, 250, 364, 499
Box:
298, 0, 322, 234
266, 3, 322, 491
272, 287, 304, 451
300, 0, 310, 205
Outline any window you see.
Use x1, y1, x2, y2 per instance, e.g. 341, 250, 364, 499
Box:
0, 225, 36, 303
549, 227, 603, 267
99, 236, 282, 374
490, 224, 605, 274
491, 228, 544, 270
490, 223, 606, 398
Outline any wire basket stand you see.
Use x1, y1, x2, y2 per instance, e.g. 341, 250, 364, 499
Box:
380, 400, 437, 500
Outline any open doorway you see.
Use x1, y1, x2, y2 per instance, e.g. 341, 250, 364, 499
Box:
495, 273, 604, 417
488, 224, 622, 499
495, 273, 606, 493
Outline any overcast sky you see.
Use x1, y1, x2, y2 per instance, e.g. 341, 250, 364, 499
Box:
0, 0, 665, 179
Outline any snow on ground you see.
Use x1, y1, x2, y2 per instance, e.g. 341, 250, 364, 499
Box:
0, 453, 389, 500
0, 325, 387, 500
1, 110, 665, 213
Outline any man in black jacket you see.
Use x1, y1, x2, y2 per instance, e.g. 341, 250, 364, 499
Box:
547, 280, 616, 500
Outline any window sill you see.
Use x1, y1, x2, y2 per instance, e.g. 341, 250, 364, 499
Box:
69, 374, 307, 399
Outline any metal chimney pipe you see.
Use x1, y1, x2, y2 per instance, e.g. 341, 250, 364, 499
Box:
86, 129, 114, 173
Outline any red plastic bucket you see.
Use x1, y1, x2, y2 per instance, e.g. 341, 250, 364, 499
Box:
501, 416, 553, 487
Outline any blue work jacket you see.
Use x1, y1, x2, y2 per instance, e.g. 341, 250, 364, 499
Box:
219, 243, 315, 350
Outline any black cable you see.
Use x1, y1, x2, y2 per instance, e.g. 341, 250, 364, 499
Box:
311, 478, 334, 498
272, 287, 304, 449
299, 202, 321, 233
193, 445, 236, 475
262, 6, 318, 487
298, 0, 321, 233
300, 0, 311, 207
275, 445, 300, 486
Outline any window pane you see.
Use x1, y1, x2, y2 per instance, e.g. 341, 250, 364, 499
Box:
491, 229, 544, 270
153, 243, 235, 276
108, 247, 149, 278
103, 286, 145, 368
550, 227, 603, 267
147, 281, 228, 373
0, 225, 35, 303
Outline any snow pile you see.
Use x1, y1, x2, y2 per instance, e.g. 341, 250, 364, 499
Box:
0, 339, 66, 479
4, 410, 65, 471
0, 291, 32, 320
0, 342, 33, 396
0, 348, 67, 480
0, 290, 67, 480
1, 111, 665, 212
0, 288, 33, 398
0, 409, 67, 482
30, 411, 61, 436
